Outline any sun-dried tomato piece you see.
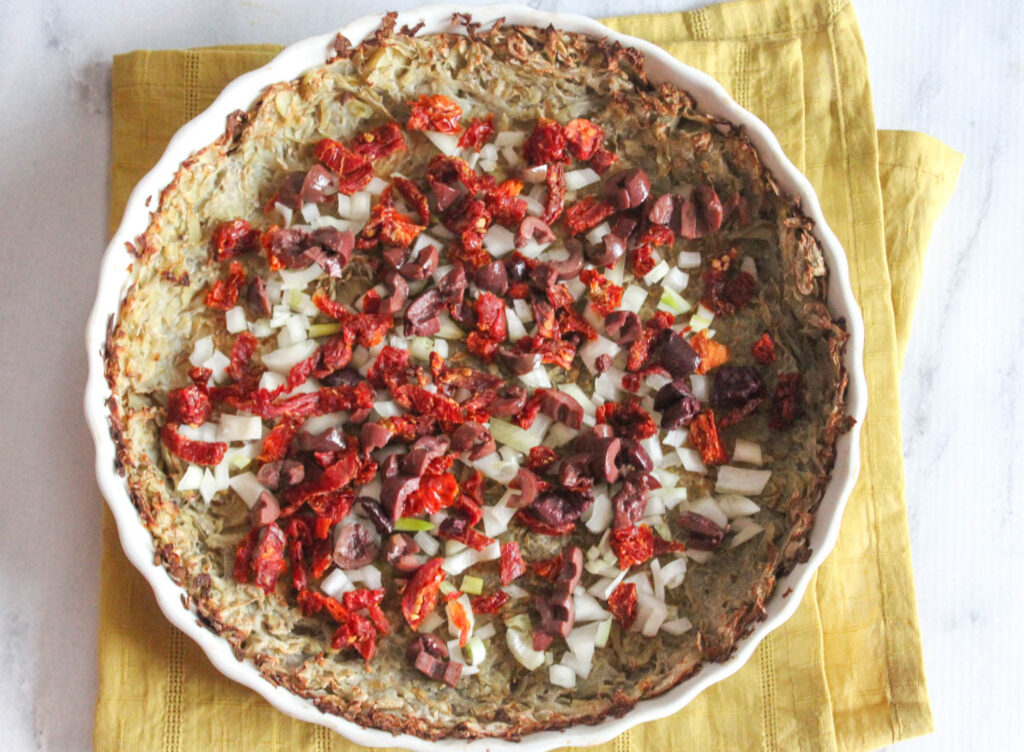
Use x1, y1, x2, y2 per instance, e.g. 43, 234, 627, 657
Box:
282, 450, 361, 505
564, 118, 604, 161
361, 289, 382, 313
542, 163, 566, 224
608, 582, 638, 629
524, 118, 568, 166
499, 541, 527, 586
752, 332, 777, 364
161, 423, 226, 466
690, 331, 729, 375
635, 224, 674, 248
314, 138, 363, 174
590, 147, 618, 174
407, 94, 462, 134
545, 283, 573, 310
442, 199, 492, 260
596, 398, 657, 440
344, 312, 393, 348
166, 386, 211, 427
425, 154, 482, 195
769, 372, 802, 431
531, 553, 562, 581
331, 611, 378, 662
470, 590, 510, 614
211, 218, 261, 261
629, 244, 656, 278
527, 446, 558, 473
610, 524, 655, 569
516, 508, 575, 536
475, 291, 507, 341
250, 523, 288, 593
401, 557, 446, 631
367, 345, 410, 390
556, 307, 598, 342
343, 587, 390, 635
359, 200, 426, 249
579, 268, 624, 317
534, 338, 576, 370
228, 331, 260, 383
352, 121, 407, 162
689, 409, 729, 464
258, 416, 302, 463
415, 472, 460, 514
564, 197, 616, 237
233, 528, 259, 584
405, 386, 463, 425
205, 260, 247, 310
393, 176, 431, 225
445, 597, 473, 647
379, 414, 437, 442
484, 178, 527, 227
457, 114, 495, 152
438, 516, 493, 550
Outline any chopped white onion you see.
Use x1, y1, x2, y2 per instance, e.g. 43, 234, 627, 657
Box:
505, 307, 528, 339
740, 256, 758, 279
262, 339, 318, 373
303, 411, 346, 436
689, 374, 709, 402
414, 531, 440, 557
732, 439, 763, 466
594, 368, 625, 402
661, 616, 693, 635
228, 472, 267, 508
176, 465, 204, 492
677, 447, 708, 476
522, 194, 545, 217
500, 146, 523, 167
495, 131, 526, 147
506, 628, 545, 671
689, 497, 729, 529
502, 583, 529, 599
518, 365, 552, 390
573, 589, 612, 622
659, 558, 688, 589
482, 490, 518, 538
218, 414, 262, 443
419, 609, 445, 634
516, 237, 551, 259
474, 623, 497, 641
320, 568, 354, 599
543, 422, 579, 449
640, 436, 665, 467
443, 541, 500, 576
730, 517, 765, 547
424, 130, 461, 156
365, 176, 388, 195
512, 298, 533, 323
579, 335, 619, 374
349, 191, 371, 222
347, 565, 382, 590
584, 221, 612, 245
661, 267, 689, 294
716, 494, 761, 519
662, 429, 687, 448
483, 225, 516, 257
588, 569, 627, 601
643, 260, 671, 286
658, 287, 692, 315
653, 485, 688, 510
299, 202, 320, 224
225, 306, 247, 334
715, 466, 772, 496
687, 549, 714, 564
489, 417, 549, 454
189, 336, 215, 367
549, 663, 577, 688
202, 351, 231, 384
258, 370, 286, 393
677, 250, 702, 268
280, 264, 325, 290
273, 201, 293, 226
565, 167, 601, 191
621, 285, 648, 312
639, 597, 668, 637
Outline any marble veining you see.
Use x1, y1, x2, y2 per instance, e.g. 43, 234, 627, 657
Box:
0, 1, 1020, 750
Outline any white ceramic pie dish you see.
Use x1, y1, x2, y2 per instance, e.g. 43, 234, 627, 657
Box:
84, 5, 867, 749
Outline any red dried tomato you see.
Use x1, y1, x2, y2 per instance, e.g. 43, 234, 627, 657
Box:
282, 451, 361, 505
475, 291, 507, 341
579, 268, 624, 317
161, 423, 226, 466
250, 523, 288, 593
344, 312, 393, 348
415, 472, 460, 514
446, 597, 473, 647
546, 283, 574, 310
531, 553, 562, 580
629, 244, 656, 278
589, 147, 619, 174
531, 300, 558, 339
499, 541, 527, 586
331, 611, 378, 662
470, 591, 510, 614
457, 114, 495, 152
233, 528, 259, 584
690, 331, 729, 374
406, 386, 463, 424
425, 154, 482, 195
378, 414, 437, 442
596, 398, 657, 440
534, 338, 576, 370
769, 372, 802, 431
401, 557, 446, 631
752, 332, 777, 364
527, 446, 558, 473
523, 118, 568, 166
556, 307, 598, 342
352, 121, 407, 162
343, 587, 390, 634
367, 345, 410, 389
564, 197, 616, 237
564, 118, 604, 161
361, 289, 382, 313
483, 178, 527, 227
542, 163, 566, 224
689, 410, 729, 464
296, 588, 327, 617
608, 582, 638, 629
205, 260, 247, 310
393, 176, 431, 225
407, 94, 462, 134
258, 416, 303, 463
228, 331, 260, 383
442, 198, 491, 258
166, 385, 211, 426
211, 218, 261, 260
635, 224, 675, 248
312, 138, 374, 195
516, 509, 575, 536
359, 201, 425, 249
610, 525, 655, 569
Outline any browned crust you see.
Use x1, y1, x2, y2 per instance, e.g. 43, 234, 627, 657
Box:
101, 12, 851, 741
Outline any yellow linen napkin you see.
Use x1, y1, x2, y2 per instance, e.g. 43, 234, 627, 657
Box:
96, 1, 962, 749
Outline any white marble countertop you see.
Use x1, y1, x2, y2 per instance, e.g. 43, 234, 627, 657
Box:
0, 0, 1019, 749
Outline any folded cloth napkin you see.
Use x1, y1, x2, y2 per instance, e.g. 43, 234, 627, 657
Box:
96, 0, 962, 749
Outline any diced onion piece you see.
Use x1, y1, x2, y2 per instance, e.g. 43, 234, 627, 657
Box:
336, 194, 352, 218
474, 623, 497, 641
730, 517, 765, 547
495, 131, 526, 147
588, 569, 627, 601
565, 167, 601, 191
573, 589, 612, 622
176, 465, 204, 492
659, 558, 688, 589
651, 468, 678, 489
500, 146, 523, 167
424, 130, 461, 156
543, 422, 579, 449
189, 336, 214, 367
225, 306, 247, 334
461, 575, 484, 595
639, 597, 668, 637
302, 411, 345, 436
488, 417, 547, 454
364, 176, 388, 195
443, 541, 500, 576
677, 250, 702, 269
436, 314, 465, 340
312, 215, 351, 232
689, 374, 709, 401
605, 257, 625, 285
653, 485, 688, 510
409, 337, 436, 362
320, 568, 354, 599
516, 237, 550, 259
594, 369, 625, 403
661, 616, 693, 635
413, 530, 440, 556
349, 191, 371, 221
483, 225, 516, 257
716, 494, 761, 519
272, 201, 293, 226
464, 637, 487, 666
584, 221, 612, 245
202, 351, 231, 384
228, 472, 267, 508
280, 264, 325, 290
640, 436, 664, 467
688, 497, 729, 529
419, 609, 445, 634
715, 466, 772, 496
218, 414, 263, 443
677, 447, 708, 475
663, 429, 686, 448
506, 628, 545, 671
621, 285, 648, 312
687, 549, 714, 564
258, 371, 286, 393
502, 583, 529, 599
299, 202, 320, 224
250, 319, 274, 338
689, 304, 715, 333
512, 298, 533, 323
643, 260, 671, 286
262, 339, 317, 373
732, 439, 763, 466
371, 400, 402, 420
740, 256, 758, 279
471, 452, 519, 484
483, 489, 518, 538
658, 287, 691, 315
308, 322, 344, 339
522, 194, 544, 218
557, 384, 596, 417
505, 307, 528, 339
395, 517, 435, 532
347, 565, 382, 590
549, 663, 577, 688
661, 267, 689, 294
518, 365, 552, 390
579, 335, 619, 375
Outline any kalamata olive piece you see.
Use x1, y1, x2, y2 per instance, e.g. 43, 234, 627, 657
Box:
509, 468, 540, 509
515, 216, 556, 248
550, 240, 584, 280
381, 246, 408, 270
517, 164, 549, 184
300, 164, 336, 204
437, 264, 467, 306
487, 383, 527, 417
378, 271, 408, 315
672, 195, 699, 238
592, 423, 615, 440
400, 244, 439, 281
380, 453, 401, 479
591, 437, 622, 484
404, 289, 443, 337
647, 194, 674, 225
603, 310, 642, 346
450, 422, 496, 460
430, 181, 462, 213
711, 366, 765, 406
587, 232, 625, 267
381, 475, 420, 519
333, 522, 378, 569
474, 260, 509, 295
357, 497, 393, 536
250, 491, 280, 527
319, 366, 361, 387
529, 262, 557, 290
694, 184, 723, 233
499, 347, 541, 375
611, 474, 651, 529
605, 168, 650, 209
529, 493, 580, 528
557, 546, 584, 593
656, 328, 700, 377
359, 423, 393, 457
504, 254, 529, 283
246, 277, 272, 318
617, 437, 652, 473
540, 390, 584, 429
594, 354, 612, 374
293, 427, 346, 452
558, 453, 592, 489
384, 532, 421, 572
400, 435, 450, 477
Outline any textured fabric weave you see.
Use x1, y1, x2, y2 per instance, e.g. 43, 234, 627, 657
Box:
96, 1, 962, 749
